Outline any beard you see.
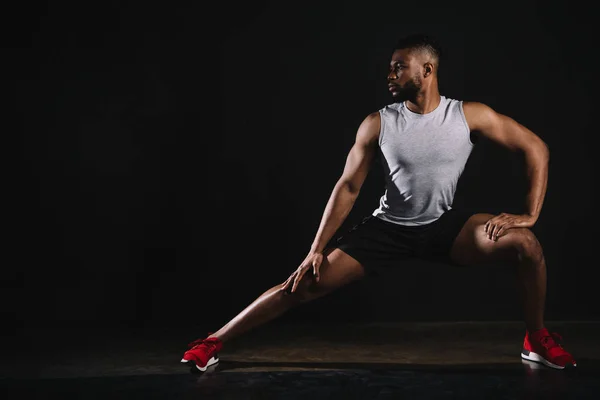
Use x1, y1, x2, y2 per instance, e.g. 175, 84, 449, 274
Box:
390, 75, 422, 103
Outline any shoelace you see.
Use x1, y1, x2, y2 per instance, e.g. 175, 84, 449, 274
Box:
187, 339, 204, 349
187, 332, 217, 350
540, 332, 565, 351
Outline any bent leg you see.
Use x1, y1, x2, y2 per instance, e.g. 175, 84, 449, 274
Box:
449, 213, 547, 332
210, 248, 366, 343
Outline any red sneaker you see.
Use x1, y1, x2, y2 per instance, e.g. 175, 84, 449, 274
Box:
521, 328, 577, 369
181, 335, 223, 371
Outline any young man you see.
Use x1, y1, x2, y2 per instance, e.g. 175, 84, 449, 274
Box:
181, 34, 576, 371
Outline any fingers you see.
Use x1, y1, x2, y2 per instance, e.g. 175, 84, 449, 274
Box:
490, 223, 501, 241
495, 224, 507, 238
281, 275, 293, 294
312, 260, 321, 282
484, 215, 513, 241
487, 222, 502, 241
286, 254, 324, 294
485, 217, 498, 241
484, 218, 496, 240
291, 268, 307, 293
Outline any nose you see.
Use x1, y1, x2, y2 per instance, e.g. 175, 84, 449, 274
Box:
387, 70, 398, 82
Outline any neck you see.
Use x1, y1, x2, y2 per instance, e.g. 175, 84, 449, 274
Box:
405, 87, 441, 114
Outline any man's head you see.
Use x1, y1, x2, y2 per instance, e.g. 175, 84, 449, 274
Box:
387, 34, 442, 102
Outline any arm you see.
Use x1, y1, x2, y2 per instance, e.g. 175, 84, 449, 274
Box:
282, 111, 380, 292
462, 101, 550, 239
310, 111, 381, 253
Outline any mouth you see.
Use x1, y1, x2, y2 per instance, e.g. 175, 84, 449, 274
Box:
388, 85, 399, 92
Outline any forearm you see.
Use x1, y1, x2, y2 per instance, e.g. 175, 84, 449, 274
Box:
310, 182, 358, 253
524, 144, 550, 221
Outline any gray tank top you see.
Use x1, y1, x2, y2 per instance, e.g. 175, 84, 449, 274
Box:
372, 96, 474, 226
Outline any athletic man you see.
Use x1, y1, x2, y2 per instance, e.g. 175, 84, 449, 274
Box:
181, 34, 576, 371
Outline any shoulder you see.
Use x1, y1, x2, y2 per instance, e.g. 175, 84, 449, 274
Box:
462, 101, 494, 114
356, 111, 381, 145
364, 110, 381, 124
461, 101, 501, 131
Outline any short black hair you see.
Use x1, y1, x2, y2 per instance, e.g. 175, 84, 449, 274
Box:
394, 34, 443, 69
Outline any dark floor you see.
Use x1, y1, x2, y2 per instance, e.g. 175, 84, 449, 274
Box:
3, 321, 600, 399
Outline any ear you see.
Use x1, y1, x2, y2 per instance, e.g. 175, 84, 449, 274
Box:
423, 62, 434, 77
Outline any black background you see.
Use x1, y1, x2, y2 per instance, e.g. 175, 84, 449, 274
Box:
7, 0, 598, 338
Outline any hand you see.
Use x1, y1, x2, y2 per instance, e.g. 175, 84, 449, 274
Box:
281, 251, 324, 294
484, 213, 537, 241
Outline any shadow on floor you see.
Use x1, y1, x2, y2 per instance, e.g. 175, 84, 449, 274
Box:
3, 359, 599, 399
3, 321, 600, 399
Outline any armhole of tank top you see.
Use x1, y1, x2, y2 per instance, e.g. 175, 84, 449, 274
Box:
458, 101, 474, 146
377, 109, 385, 147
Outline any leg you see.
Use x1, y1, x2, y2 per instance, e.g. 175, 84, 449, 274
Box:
209, 248, 366, 343
449, 213, 546, 332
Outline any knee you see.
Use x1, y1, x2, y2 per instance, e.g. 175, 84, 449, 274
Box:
513, 229, 544, 264
277, 277, 320, 304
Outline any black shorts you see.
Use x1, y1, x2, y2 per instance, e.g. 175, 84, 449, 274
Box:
333, 208, 475, 276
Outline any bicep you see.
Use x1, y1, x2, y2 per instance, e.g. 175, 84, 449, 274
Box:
339, 112, 380, 193
464, 102, 548, 153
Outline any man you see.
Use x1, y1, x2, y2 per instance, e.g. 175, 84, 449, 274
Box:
181, 34, 576, 371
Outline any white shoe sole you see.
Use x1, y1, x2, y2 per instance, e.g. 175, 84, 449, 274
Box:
521, 349, 576, 369
181, 356, 219, 372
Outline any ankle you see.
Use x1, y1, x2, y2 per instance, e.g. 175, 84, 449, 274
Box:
207, 334, 223, 343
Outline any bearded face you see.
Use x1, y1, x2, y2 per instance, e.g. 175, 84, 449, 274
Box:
388, 73, 422, 103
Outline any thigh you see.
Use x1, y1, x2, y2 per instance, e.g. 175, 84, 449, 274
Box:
295, 247, 367, 297
449, 213, 527, 266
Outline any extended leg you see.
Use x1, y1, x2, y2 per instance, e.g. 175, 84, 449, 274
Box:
210, 248, 366, 343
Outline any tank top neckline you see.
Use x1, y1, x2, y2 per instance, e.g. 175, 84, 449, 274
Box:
402, 96, 446, 118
